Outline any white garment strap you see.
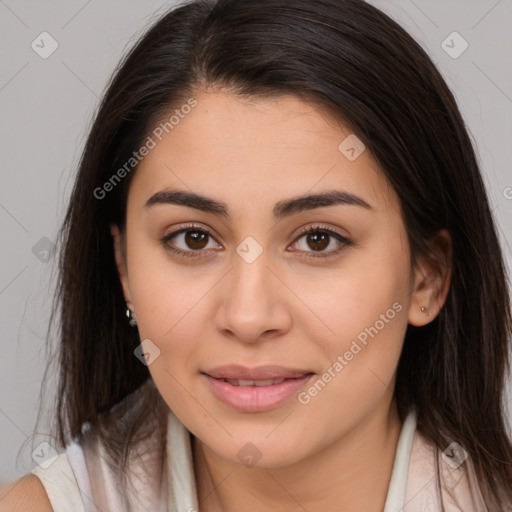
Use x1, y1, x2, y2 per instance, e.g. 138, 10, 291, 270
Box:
167, 408, 199, 512
383, 409, 417, 512
66, 441, 98, 512
31, 450, 86, 512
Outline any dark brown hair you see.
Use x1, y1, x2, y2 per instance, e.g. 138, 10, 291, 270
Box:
41, 0, 512, 509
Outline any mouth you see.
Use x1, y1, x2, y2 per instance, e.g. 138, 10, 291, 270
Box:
203, 364, 313, 381
214, 377, 295, 387
201, 370, 315, 412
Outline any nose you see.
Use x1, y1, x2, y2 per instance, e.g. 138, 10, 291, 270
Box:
213, 249, 292, 344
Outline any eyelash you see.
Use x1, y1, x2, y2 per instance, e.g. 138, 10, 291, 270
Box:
160, 223, 353, 260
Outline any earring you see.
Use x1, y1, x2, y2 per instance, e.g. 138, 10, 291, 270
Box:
421, 306, 432, 317
126, 307, 137, 327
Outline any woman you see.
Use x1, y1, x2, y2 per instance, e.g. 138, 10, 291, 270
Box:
1, 0, 511, 510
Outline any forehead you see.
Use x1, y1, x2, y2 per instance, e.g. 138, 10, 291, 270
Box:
128, 90, 400, 218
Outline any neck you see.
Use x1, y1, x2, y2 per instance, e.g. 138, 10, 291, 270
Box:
192, 398, 403, 512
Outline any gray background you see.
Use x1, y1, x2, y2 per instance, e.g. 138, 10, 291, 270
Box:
0, 0, 511, 484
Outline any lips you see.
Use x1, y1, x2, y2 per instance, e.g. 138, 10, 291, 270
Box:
201, 364, 314, 412
203, 364, 312, 381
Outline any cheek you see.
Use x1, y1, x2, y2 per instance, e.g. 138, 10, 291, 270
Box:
129, 268, 209, 374
304, 232, 411, 398
305, 235, 410, 351
126, 229, 212, 334
128, 261, 206, 415
296, 280, 408, 445
124, 235, 203, 381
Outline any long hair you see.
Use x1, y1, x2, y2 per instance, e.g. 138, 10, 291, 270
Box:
44, 0, 512, 508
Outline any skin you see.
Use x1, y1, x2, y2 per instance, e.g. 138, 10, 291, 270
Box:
0, 475, 52, 511
111, 90, 452, 512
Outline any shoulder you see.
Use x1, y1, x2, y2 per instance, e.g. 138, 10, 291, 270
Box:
0, 474, 53, 511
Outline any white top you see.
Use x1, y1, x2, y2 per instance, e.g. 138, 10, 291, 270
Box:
31, 406, 488, 512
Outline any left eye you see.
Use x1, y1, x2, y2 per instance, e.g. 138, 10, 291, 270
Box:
289, 227, 350, 257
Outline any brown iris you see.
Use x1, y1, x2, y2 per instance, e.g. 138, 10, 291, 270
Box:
306, 232, 329, 251
185, 230, 209, 250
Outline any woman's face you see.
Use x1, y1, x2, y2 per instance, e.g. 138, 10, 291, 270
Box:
112, 90, 436, 467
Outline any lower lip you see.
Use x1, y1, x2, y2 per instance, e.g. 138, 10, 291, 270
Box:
203, 373, 314, 412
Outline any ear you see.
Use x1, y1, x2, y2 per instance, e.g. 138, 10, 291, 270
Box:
110, 223, 134, 310
408, 229, 452, 327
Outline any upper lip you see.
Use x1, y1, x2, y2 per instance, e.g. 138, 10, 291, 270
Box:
203, 365, 313, 380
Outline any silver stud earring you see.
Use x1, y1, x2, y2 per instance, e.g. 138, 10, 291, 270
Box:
421, 306, 432, 317
126, 307, 137, 327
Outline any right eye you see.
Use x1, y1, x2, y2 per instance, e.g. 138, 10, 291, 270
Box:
160, 224, 222, 259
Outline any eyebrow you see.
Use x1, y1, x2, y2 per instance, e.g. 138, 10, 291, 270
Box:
144, 188, 372, 220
